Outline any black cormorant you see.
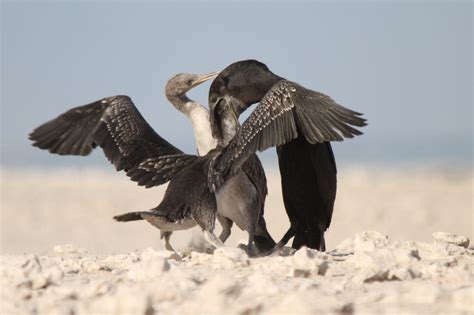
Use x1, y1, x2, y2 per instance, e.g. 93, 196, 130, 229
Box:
207, 60, 367, 251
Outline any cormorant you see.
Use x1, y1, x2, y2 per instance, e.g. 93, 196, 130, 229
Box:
29, 72, 223, 251
28, 71, 273, 253
207, 60, 367, 251
165, 74, 275, 252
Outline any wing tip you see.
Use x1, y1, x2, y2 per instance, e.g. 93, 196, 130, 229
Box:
357, 117, 368, 127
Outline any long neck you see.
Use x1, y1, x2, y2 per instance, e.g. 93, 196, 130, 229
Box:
187, 102, 217, 156
166, 93, 191, 113
168, 94, 217, 156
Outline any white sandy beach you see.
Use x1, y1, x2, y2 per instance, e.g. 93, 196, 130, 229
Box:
1, 166, 473, 314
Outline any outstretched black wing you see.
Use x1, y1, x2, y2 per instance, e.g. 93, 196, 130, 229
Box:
29, 95, 192, 187
209, 80, 366, 190
127, 154, 199, 188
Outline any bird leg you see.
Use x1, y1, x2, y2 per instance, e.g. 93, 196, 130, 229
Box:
203, 230, 224, 249
254, 215, 276, 252
236, 226, 260, 256
160, 231, 175, 252
217, 215, 233, 243
246, 228, 258, 257
319, 234, 326, 252
269, 225, 297, 255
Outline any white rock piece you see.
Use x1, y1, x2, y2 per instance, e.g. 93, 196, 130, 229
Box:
331, 237, 355, 255
53, 244, 89, 255
21, 255, 43, 275
292, 247, 328, 276
347, 247, 420, 283
82, 261, 103, 273
213, 247, 249, 268
433, 232, 470, 248
127, 256, 170, 281
102, 253, 140, 271
18, 255, 64, 290
59, 258, 83, 274
354, 231, 389, 252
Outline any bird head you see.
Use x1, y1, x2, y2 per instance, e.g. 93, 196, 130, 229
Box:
208, 59, 283, 145
208, 59, 282, 117
165, 71, 220, 104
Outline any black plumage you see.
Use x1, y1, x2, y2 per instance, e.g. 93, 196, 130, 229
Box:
30, 96, 182, 175
208, 60, 367, 251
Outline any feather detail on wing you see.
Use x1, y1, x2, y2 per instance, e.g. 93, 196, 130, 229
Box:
127, 154, 199, 188
208, 80, 367, 191
29, 95, 190, 187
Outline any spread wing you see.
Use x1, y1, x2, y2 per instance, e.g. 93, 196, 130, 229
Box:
127, 154, 199, 188
29, 95, 191, 187
209, 80, 366, 190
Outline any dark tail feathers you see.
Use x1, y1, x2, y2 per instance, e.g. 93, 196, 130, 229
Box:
292, 227, 326, 251
113, 211, 148, 222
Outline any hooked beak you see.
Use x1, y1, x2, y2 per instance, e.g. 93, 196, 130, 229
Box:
191, 71, 220, 88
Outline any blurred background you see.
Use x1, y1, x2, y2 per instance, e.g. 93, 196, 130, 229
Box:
1, 1, 472, 254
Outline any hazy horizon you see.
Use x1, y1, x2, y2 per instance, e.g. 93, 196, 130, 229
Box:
2, 1, 472, 169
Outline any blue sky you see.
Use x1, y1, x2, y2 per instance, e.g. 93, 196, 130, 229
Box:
1, 1, 472, 168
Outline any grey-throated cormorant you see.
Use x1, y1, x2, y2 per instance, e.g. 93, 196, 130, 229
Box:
207, 60, 367, 251
164, 73, 275, 252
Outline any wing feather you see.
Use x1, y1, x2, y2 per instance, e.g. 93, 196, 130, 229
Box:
128, 154, 199, 188
208, 80, 367, 190
29, 96, 192, 187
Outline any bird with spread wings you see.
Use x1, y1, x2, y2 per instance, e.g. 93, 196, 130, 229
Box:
207, 60, 367, 251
